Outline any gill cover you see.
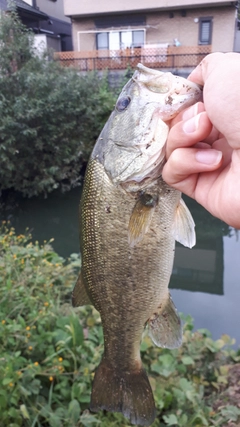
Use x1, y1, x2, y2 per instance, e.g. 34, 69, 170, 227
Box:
91, 64, 202, 187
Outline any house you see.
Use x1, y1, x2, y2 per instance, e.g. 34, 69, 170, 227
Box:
35, 0, 72, 51
60, 0, 237, 70
64, 0, 237, 52
0, 0, 72, 51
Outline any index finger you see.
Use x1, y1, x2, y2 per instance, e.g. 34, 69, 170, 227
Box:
170, 102, 205, 128
187, 52, 240, 86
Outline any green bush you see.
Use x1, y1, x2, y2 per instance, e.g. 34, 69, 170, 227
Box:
0, 10, 119, 197
0, 223, 240, 427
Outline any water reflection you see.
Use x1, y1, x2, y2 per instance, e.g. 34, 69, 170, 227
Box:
1, 189, 240, 346
171, 235, 240, 346
170, 196, 226, 296
1, 188, 81, 258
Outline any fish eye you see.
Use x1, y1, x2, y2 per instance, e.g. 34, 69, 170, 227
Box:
116, 96, 131, 112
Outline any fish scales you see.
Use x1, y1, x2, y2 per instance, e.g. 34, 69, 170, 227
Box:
73, 63, 202, 426
81, 159, 180, 366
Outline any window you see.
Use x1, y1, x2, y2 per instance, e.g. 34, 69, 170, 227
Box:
199, 17, 212, 45
132, 30, 144, 47
96, 30, 144, 50
96, 33, 108, 49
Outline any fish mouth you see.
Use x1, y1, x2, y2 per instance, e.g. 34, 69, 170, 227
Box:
135, 64, 203, 115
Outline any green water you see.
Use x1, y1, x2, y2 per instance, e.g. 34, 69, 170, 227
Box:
2, 188, 240, 347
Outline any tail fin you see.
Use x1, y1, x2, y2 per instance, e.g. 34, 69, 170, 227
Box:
90, 358, 156, 426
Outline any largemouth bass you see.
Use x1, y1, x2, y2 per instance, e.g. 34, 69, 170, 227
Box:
73, 64, 202, 426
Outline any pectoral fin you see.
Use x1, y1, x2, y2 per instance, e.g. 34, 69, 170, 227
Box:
172, 198, 196, 248
128, 193, 158, 248
148, 293, 182, 349
72, 272, 92, 307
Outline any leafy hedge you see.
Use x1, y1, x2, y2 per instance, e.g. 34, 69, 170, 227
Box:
0, 223, 240, 427
0, 10, 119, 197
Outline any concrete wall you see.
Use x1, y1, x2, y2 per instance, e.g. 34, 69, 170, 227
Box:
33, 34, 61, 53
64, 0, 234, 17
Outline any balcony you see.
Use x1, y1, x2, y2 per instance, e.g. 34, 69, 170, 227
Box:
55, 45, 211, 71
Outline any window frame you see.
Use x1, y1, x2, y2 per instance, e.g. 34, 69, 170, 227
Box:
96, 32, 109, 50
198, 17, 213, 45
96, 29, 145, 50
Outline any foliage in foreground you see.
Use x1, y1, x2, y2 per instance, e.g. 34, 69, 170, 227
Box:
0, 224, 240, 427
0, 10, 120, 197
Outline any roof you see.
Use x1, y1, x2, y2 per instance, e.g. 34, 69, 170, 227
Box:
6, 0, 48, 20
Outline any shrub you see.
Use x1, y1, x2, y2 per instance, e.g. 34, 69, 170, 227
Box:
0, 223, 240, 426
0, 10, 119, 197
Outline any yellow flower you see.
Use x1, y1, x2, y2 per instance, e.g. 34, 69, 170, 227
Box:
27, 333, 31, 338
9, 382, 14, 387
17, 371, 22, 376
21, 259, 24, 264
1, 320, 6, 325
44, 302, 49, 307
49, 376, 53, 382
58, 357, 63, 362
34, 362, 39, 366
28, 346, 33, 351
13, 254, 17, 259
26, 326, 31, 331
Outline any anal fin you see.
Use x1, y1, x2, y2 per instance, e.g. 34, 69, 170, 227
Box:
72, 271, 92, 307
148, 293, 182, 349
128, 193, 158, 247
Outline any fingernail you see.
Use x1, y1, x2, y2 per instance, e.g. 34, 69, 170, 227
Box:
195, 149, 222, 165
183, 114, 200, 133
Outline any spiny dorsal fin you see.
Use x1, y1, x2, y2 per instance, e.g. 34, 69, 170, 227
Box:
72, 271, 92, 307
172, 198, 196, 248
148, 293, 182, 349
128, 193, 158, 248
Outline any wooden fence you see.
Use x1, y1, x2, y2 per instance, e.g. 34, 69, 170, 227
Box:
55, 45, 211, 71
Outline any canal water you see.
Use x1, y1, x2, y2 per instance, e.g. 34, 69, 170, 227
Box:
2, 188, 240, 347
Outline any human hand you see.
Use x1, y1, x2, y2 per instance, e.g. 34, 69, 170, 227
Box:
162, 52, 240, 229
